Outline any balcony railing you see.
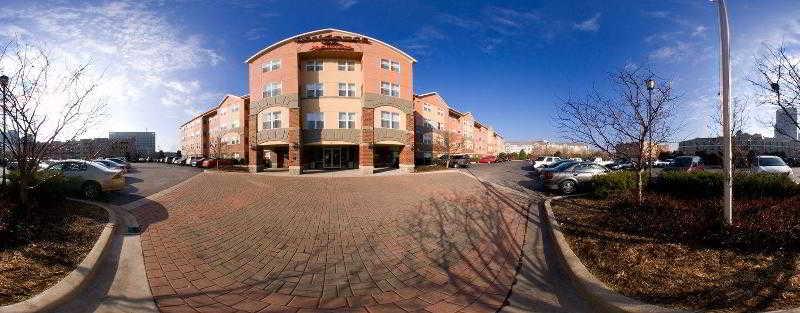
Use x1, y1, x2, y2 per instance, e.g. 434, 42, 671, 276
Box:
303, 129, 361, 144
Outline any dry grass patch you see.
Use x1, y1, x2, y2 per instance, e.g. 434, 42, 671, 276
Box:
552, 197, 800, 313
0, 200, 108, 305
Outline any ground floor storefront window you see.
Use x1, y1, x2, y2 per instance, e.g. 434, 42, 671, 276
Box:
374, 145, 401, 168
303, 145, 359, 170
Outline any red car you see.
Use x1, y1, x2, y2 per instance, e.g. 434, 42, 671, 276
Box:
478, 155, 498, 164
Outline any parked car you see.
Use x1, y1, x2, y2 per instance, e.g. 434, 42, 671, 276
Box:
654, 159, 673, 168
542, 162, 609, 194
93, 159, 127, 173
438, 154, 469, 168
532, 156, 562, 168
664, 156, 704, 172
536, 159, 577, 173
191, 157, 206, 167
46, 160, 125, 199
201, 158, 218, 168
174, 157, 186, 165
590, 157, 614, 166
106, 157, 131, 169
752, 155, 793, 176
478, 155, 497, 164
607, 159, 634, 170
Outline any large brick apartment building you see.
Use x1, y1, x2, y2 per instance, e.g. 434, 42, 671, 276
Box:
178, 28, 503, 174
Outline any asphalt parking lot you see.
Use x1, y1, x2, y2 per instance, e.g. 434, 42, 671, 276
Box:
106, 162, 202, 205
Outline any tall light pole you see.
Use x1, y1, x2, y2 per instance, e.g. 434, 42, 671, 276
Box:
714, 0, 733, 226
646, 79, 656, 178
0, 74, 8, 188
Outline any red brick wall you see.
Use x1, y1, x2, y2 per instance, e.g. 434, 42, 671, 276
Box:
288, 107, 301, 167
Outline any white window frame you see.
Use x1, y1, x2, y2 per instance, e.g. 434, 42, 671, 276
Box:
305, 83, 323, 98
380, 111, 400, 129
390, 61, 400, 72
422, 133, 432, 145
423, 103, 432, 112
262, 111, 281, 130
305, 60, 323, 71
305, 112, 324, 129
380, 59, 390, 70
338, 83, 356, 97
338, 112, 356, 129
338, 60, 355, 71
263, 82, 281, 97
380, 82, 391, 96
262, 59, 281, 72
390, 83, 400, 97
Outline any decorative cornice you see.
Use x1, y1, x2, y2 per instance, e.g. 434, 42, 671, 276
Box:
363, 93, 413, 114
250, 94, 300, 116
256, 128, 289, 144
373, 128, 408, 143
302, 129, 362, 144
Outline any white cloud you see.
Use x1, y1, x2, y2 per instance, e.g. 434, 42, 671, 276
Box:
691, 25, 707, 37
574, 13, 601, 32
337, 0, 358, 10
0, 0, 225, 150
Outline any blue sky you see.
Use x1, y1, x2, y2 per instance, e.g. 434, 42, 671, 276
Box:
1, 0, 799, 151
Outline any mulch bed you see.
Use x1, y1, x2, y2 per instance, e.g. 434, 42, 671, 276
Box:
0, 200, 108, 306
551, 197, 800, 313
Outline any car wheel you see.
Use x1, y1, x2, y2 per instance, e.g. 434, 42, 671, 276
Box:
82, 181, 102, 200
559, 180, 577, 195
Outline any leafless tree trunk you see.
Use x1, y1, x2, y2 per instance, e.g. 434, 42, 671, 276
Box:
554, 67, 680, 205
434, 129, 464, 168
0, 39, 106, 208
207, 134, 227, 169
750, 43, 800, 142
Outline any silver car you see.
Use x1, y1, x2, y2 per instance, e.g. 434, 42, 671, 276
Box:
752, 155, 793, 176
47, 160, 126, 199
542, 162, 609, 194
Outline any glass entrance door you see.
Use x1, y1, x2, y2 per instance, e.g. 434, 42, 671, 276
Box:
323, 148, 341, 169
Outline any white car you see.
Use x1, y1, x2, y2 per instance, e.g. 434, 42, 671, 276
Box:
653, 159, 673, 168
752, 156, 793, 176
47, 160, 126, 199
532, 156, 562, 168
591, 158, 615, 166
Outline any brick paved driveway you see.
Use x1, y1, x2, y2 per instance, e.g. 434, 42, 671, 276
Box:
132, 171, 531, 313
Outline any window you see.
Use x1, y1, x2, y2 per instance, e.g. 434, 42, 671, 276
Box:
380, 59, 390, 70
338, 60, 355, 71
305, 83, 323, 98
262, 59, 281, 72
380, 82, 400, 97
390, 61, 400, 72
231, 120, 240, 129
423, 103, 432, 112
231, 105, 240, 112
263, 82, 281, 97
380, 59, 400, 72
306, 112, 324, 129
305, 60, 323, 71
338, 112, 356, 129
338, 83, 356, 97
262, 111, 281, 129
422, 133, 432, 145
380, 111, 400, 129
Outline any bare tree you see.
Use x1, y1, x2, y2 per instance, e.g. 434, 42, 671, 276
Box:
750, 43, 800, 142
709, 96, 750, 166
207, 133, 228, 169
0, 39, 106, 207
433, 129, 464, 168
555, 67, 680, 205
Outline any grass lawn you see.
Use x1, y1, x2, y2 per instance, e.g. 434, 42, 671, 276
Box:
0, 200, 108, 305
552, 196, 800, 313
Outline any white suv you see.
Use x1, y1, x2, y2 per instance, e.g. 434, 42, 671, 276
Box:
532, 156, 562, 168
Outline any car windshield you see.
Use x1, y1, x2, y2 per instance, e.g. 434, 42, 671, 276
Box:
672, 157, 694, 167
759, 157, 786, 167
553, 161, 577, 171
535, 157, 545, 161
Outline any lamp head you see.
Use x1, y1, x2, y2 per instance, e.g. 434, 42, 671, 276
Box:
645, 79, 656, 91
0, 75, 8, 87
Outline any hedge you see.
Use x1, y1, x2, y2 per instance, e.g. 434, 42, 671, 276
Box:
649, 171, 798, 199
590, 171, 639, 199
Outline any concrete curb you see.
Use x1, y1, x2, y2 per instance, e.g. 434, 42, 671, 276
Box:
542, 196, 686, 313
0, 200, 118, 313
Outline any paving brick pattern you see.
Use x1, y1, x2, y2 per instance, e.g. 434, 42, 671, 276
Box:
134, 172, 530, 313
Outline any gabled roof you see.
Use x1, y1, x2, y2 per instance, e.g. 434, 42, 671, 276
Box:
179, 94, 245, 127
245, 28, 417, 64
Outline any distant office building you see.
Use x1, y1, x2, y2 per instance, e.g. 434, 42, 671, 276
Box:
775, 107, 799, 141
504, 140, 589, 156
678, 132, 800, 158
109, 132, 155, 157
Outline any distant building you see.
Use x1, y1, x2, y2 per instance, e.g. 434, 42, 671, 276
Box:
775, 107, 799, 141
48, 137, 133, 160
504, 140, 589, 156
615, 141, 672, 162
678, 132, 799, 158
109, 132, 155, 157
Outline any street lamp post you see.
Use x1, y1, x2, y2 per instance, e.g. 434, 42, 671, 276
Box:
646, 79, 656, 178
714, 0, 733, 226
0, 74, 8, 188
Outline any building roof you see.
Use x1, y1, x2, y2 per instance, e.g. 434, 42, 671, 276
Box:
414, 91, 438, 98
179, 94, 245, 127
245, 28, 418, 64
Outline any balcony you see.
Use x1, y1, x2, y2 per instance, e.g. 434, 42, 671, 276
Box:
303, 129, 361, 144
374, 128, 407, 144
256, 128, 289, 144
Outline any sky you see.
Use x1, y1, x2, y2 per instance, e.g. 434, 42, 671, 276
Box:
1, 0, 799, 151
